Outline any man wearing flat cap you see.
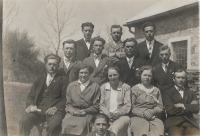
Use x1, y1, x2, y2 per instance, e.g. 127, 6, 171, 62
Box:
19, 54, 69, 136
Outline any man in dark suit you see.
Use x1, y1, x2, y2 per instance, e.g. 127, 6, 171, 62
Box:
116, 38, 147, 87
153, 45, 183, 96
102, 25, 126, 64
163, 69, 200, 135
19, 54, 68, 136
83, 36, 112, 86
59, 39, 80, 82
135, 22, 163, 66
75, 22, 94, 61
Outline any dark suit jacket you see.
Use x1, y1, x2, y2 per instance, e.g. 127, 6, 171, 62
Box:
153, 61, 183, 95
75, 38, 93, 61
59, 57, 80, 82
26, 73, 69, 112
86, 131, 116, 136
116, 58, 147, 87
163, 86, 199, 129
135, 40, 163, 66
83, 54, 112, 86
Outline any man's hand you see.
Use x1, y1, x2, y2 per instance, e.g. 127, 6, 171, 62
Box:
45, 107, 58, 115
174, 103, 185, 109
25, 105, 34, 113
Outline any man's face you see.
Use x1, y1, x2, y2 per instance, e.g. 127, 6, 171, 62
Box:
110, 28, 122, 42
93, 41, 104, 56
143, 26, 155, 41
173, 71, 186, 88
82, 26, 93, 39
159, 49, 171, 64
63, 43, 75, 58
93, 118, 109, 136
45, 59, 59, 74
125, 41, 136, 57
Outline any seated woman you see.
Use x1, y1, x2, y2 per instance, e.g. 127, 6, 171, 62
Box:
61, 62, 100, 136
100, 66, 131, 136
87, 113, 116, 136
130, 65, 164, 136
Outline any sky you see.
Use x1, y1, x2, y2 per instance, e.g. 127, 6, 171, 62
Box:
4, 0, 161, 49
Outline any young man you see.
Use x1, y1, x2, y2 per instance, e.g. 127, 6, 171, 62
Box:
163, 69, 200, 135
83, 36, 112, 86
135, 22, 163, 66
19, 54, 68, 136
102, 25, 126, 64
59, 39, 80, 82
116, 38, 147, 87
75, 22, 94, 61
153, 45, 183, 96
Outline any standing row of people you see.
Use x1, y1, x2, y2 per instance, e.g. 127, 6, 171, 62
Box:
19, 22, 200, 136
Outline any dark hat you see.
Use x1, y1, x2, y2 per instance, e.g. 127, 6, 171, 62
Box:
44, 54, 61, 64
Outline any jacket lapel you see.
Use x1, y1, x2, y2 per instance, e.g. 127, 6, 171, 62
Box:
150, 40, 159, 61
82, 81, 93, 96
157, 63, 166, 78
172, 87, 183, 103
35, 75, 46, 100
46, 73, 60, 93
182, 89, 189, 104
93, 55, 109, 77
81, 39, 89, 54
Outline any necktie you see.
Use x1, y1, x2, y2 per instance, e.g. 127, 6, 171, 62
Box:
128, 58, 132, 68
85, 39, 90, 43
164, 65, 168, 73
148, 41, 152, 57
47, 77, 52, 87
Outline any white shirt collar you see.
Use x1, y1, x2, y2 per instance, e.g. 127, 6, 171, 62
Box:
64, 56, 73, 61
47, 73, 56, 79
162, 61, 169, 67
94, 53, 102, 58
96, 133, 106, 136
126, 56, 134, 62
84, 38, 90, 43
78, 79, 90, 87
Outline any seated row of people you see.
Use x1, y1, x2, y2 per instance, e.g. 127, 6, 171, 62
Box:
19, 53, 200, 136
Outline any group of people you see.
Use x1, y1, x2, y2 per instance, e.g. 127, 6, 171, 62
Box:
19, 22, 200, 136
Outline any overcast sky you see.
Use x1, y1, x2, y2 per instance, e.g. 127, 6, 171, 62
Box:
4, 0, 161, 46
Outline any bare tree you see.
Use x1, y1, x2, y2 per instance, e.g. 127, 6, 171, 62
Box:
38, 0, 78, 55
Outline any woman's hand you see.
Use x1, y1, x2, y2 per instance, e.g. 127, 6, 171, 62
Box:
109, 112, 121, 121
73, 110, 86, 117
142, 111, 155, 121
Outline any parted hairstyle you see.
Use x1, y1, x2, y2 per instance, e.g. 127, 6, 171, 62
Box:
110, 25, 122, 32
90, 36, 106, 46
142, 22, 156, 31
91, 113, 110, 125
123, 37, 138, 45
81, 22, 94, 30
62, 39, 76, 49
74, 62, 94, 75
159, 45, 170, 53
44, 54, 61, 64
173, 69, 189, 89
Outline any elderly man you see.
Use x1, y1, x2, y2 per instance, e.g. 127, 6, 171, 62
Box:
75, 22, 94, 61
116, 38, 147, 87
19, 54, 68, 136
153, 45, 183, 96
102, 25, 126, 64
59, 39, 80, 82
163, 69, 200, 135
135, 22, 163, 66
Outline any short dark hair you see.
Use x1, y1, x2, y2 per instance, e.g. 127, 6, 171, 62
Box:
81, 22, 94, 30
90, 36, 106, 46
62, 39, 76, 49
44, 54, 61, 64
138, 65, 153, 77
91, 113, 110, 124
123, 38, 137, 45
74, 62, 94, 75
110, 25, 122, 32
142, 22, 156, 31
159, 45, 170, 53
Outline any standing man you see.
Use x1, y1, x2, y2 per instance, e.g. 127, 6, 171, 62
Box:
103, 25, 126, 64
19, 54, 68, 136
83, 36, 112, 86
116, 38, 147, 87
59, 39, 80, 82
135, 22, 163, 66
75, 22, 94, 61
163, 69, 200, 135
153, 45, 183, 96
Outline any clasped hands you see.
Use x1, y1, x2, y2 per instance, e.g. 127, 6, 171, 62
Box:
25, 105, 58, 115
142, 110, 155, 121
108, 112, 121, 122
73, 110, 86, 117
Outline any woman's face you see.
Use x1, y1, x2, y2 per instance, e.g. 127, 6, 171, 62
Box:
108, 69, 119, 84
141, 69, 152, 85
79, 68, 90, 83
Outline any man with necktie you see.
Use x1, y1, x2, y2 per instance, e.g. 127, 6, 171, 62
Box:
153, 45, 183, 96
116, 38, 147, 87
59, 39, 80, 82
82, 36, 113, 86
135, 22, 163, 66
19, 54, 68, 136
163, 69, 200, 135
75, 22, 94, 61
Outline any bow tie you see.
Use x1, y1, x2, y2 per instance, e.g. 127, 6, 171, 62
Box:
94, 55, 100, 60
85, 39, 90, 43
177, 87, 185, 91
